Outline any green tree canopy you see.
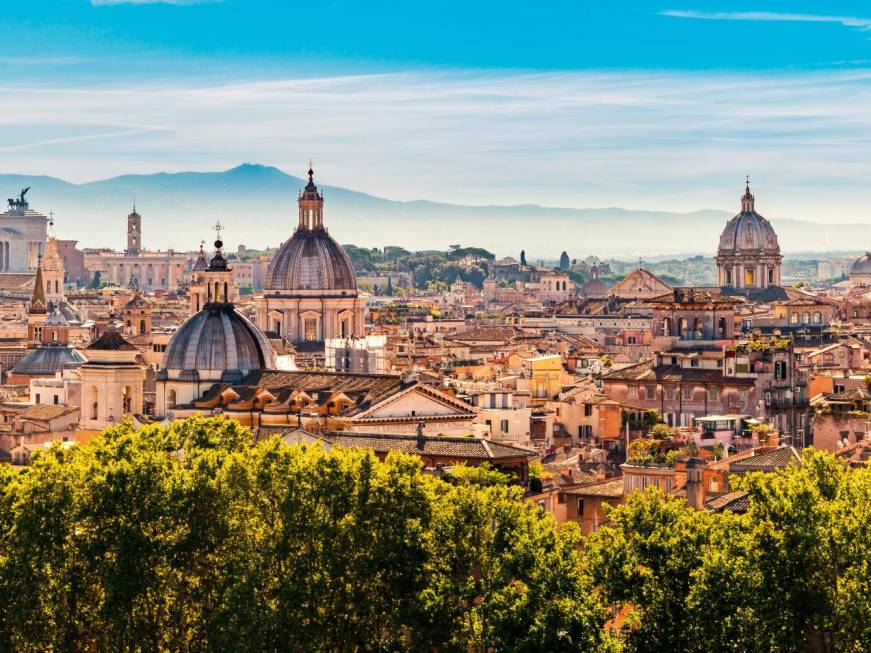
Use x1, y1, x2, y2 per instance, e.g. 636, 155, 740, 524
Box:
0, 417, 609, 652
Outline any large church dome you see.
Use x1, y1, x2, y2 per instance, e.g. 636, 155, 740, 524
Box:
161, 302, 275, 382
715, 180, 782, 290
265, 168, 357, 293
717, 192, 780, 253
266, 231, 357, 291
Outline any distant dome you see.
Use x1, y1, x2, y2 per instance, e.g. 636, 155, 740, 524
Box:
12, 344, 86, 376
718, 211, 780, 252
715, 180, 783, 290
162, 302, 275, 382
717, 182, 780, 254
851, 253, 871, 276
266, 230, 357, 292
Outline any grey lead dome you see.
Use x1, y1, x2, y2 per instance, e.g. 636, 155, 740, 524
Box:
718, 210, 780, 253
162, 302, 276, 382
851, 253, 871, 275
265, 228, 357, 292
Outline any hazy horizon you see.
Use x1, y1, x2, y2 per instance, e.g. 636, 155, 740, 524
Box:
5, 2, 871, 235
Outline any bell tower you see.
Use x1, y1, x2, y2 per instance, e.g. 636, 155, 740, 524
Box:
190, 222, 237, 314
127, 204, 141, 255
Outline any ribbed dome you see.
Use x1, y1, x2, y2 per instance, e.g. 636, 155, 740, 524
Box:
718, 211, 780, 253
851, 253, 871, 276
162, 302, 275, 381
12, 344, 86, 376
265, 229, 357, 292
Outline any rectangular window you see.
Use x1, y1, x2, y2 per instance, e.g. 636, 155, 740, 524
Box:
584, 404, 593, 417
628, 386, 638, 399
665, 386, 675, 400
646, 386, 656, 400
35, 394, 40, 404
304, 318, 318, 341
682, 386, 693, 400
500, 419, 509, 433
708, 386, 720, 401
775, 361, 786, 380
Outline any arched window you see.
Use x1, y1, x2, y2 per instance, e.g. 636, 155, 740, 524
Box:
139, 320, 146, 334
813, 312, 822, 324
90, 386, 99, 420
662, 317, 672, 336
718, 317, 727, 338
678, 317, 688, 339
802, 312, 810, 324
122, 386, 133, 414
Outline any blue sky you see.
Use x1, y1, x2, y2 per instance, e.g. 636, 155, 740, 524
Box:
3, 1, 871, 224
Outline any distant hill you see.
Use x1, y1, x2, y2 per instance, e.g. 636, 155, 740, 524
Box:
1, 163, 868, 257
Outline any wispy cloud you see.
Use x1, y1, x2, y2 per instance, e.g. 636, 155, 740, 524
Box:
0, 56, 90, 66
0, 128, 163, 153
91, 0, 222, 6
4, 69, 871, 226
661, 10, 871, 31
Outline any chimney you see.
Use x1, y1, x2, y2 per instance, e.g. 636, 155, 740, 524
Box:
685, 457, 704, 510
596, 463, 606, 482
416, 420, 426, 449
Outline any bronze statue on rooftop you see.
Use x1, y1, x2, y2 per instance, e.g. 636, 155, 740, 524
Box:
7, 187, 30, 210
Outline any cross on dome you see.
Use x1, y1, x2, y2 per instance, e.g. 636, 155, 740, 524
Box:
741, 175, 755, 213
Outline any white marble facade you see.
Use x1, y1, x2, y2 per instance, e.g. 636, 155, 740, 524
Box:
0, 200, 48, 272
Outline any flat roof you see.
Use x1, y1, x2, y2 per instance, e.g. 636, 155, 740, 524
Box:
694, 414, 750, 422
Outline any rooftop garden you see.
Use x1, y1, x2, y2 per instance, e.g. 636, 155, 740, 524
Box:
726, 338, 792, 354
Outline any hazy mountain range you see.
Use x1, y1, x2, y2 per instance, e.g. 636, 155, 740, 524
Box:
1, 164, 869, 259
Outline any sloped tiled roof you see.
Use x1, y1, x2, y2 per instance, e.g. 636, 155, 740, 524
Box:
729, 446, 802, 473
609, 267, 672, 295
706, 490, 751, 513
87, 329, 138, 351
601, 360, 755, 385
562, 477, 624, 498
452, 326, 531, 342
649, 287, 745, 306
17, 404, 79, 421
242, 370, 407, 414
318, 430, 535, 461
124, 294, 150, 309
